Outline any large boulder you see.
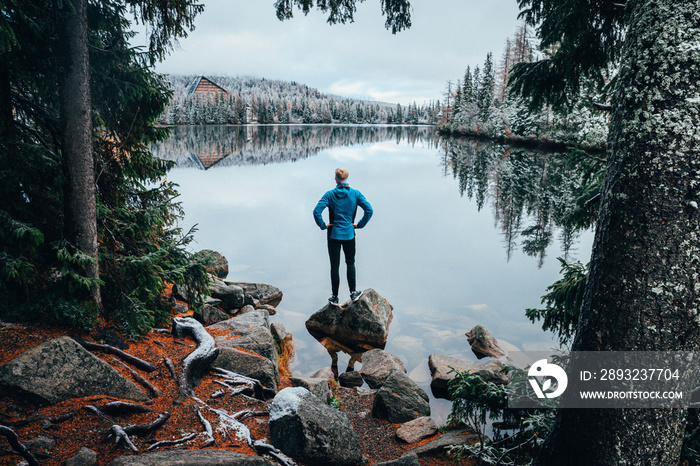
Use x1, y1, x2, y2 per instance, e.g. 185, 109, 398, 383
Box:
466, 325, 505, 359
372, 369, 430, 424
209, 279, 245, 311
209, 309, 270, 334
228, 281, 283, 308
0, 337, 148, 404
428, 354, 510, 399
269, 387, 362, 466
193, 304, 230, 326
108, 450, 274, 465
306, 288, 393, 349
214, 347, 279, 390
360, 349, 406, 389
194, 249, 229, 279
209, 310, 278, 368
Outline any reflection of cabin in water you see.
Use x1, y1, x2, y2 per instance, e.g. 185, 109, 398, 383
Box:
185, 77, 231, 168
186, 76, 228, 97
189, 147, 230, 170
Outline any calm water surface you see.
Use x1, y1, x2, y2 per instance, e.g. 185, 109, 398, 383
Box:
154, 125, 593, 421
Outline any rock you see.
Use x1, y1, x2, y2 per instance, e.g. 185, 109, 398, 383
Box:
171, 283, 189, 301
375, 452, 420, 466
306, 288, 393, 349
107, 449, 274, 465
466, 325, 505, 359
218, 327, 278, 368
209, 309, 270, 334
407, 429, 479, 457
209, 279, 245, 311
194, 249, 229, 279
269, 387, 362, 466
228, 281, 283, 307
338, 371, 364, 388
25, 435, 55, 453
360, 349, 406, 389
270, 323, 288, 344
310, 367, 335, 380
208, 310, 277, 367
256, 303, 278, 316
214, 347, 279, 390
396, 417, 438, 444
204, 296, 223, 306
173, 302, 188, 314
239, 304, 256, 314
65, 447, 97, 466
193, 304, 230, 326
428, 355, 510, 399
0, 337, 148, 404
372, 369, 430, 424
289, 377, 331, 403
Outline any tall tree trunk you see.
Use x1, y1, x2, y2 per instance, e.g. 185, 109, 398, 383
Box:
536, 1, 700, 463
58, 0, 101, 307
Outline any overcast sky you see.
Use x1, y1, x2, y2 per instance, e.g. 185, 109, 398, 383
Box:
139, 1, 524, 105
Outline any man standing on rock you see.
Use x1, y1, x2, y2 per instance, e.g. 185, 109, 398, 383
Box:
313, 167, 373, 306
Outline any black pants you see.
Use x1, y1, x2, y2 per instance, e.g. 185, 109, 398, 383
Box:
327, 237, 356, 296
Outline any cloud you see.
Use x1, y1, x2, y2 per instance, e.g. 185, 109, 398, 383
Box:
466, 303, 489, 312
140, 0, 523, 106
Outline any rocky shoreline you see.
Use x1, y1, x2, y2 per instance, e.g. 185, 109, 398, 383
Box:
0, 251, 515, 465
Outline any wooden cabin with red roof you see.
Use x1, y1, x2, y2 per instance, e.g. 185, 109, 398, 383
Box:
186, 76, 228, 96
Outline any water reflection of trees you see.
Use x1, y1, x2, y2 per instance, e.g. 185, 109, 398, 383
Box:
441, 137, 582, 265
152, 124, 437, 169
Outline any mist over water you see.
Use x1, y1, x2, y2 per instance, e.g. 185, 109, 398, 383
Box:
155, 124, 593, 421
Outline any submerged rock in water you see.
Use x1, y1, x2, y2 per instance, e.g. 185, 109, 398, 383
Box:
465, 324, 505, 359
306, 288, 393, 350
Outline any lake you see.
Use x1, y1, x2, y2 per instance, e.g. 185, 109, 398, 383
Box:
153, 124, 593, 422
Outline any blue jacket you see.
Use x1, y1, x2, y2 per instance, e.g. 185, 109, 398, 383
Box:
313, 183, 373, 240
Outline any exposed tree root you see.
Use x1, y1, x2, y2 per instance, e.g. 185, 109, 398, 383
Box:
145, 432, 197, 451
212, 367, 276, 401
108, 424, 138, 452
122, 412, 171, 437
0, 425, 39, 466
196, 407, 215, 447
73, 337, 156, 372
0, 411, 74, 428
111, 358, 162, 398
172, 317, 219, 396
254, 439, 297, 466
100, 401, 154, 416
86, 404, 170, 453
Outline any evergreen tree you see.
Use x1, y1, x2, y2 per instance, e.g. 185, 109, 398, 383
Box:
477, 53, 494, 121
462, 67, 474, 105
0, 0, 208, 334
510, 1, 700, 463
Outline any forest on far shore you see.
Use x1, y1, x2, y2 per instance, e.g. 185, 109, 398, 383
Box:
158, 74, 442, 126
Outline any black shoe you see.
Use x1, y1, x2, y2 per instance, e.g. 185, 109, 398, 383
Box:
328, 295, 340, 306
350, 290, 363, 302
